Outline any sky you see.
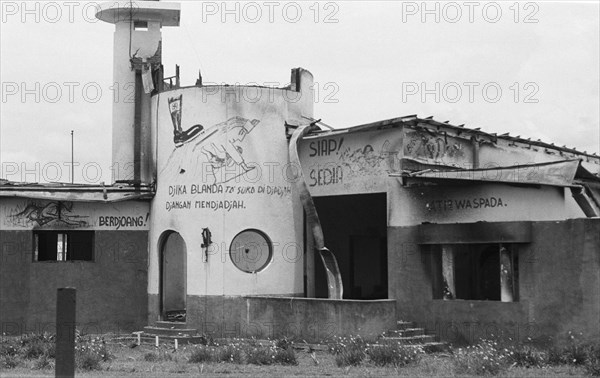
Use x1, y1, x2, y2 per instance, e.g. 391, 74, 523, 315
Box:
1, 0, 599, 184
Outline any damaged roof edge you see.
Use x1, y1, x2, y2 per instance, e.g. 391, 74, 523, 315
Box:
395, 159, 600, 187
304, 115, 599, 160
0, 181, 155, 202
0, 191, 154, 203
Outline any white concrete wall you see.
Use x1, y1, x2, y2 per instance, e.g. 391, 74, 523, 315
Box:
388, 180, 586, 227
298, 128, 403, 196
111, 20, 162, 182
149, 80, 313, 298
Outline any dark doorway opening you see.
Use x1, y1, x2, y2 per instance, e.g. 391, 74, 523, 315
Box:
313, 193, 388, 299
159, 231, 187, 322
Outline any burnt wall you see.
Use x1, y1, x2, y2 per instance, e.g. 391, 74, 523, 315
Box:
388, 219, 600, 346
0, 231, 31, 334
178, 295, 396, 343
0, 230, 148, 335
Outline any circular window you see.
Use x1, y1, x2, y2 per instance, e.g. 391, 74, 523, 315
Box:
229, 229, 273, 273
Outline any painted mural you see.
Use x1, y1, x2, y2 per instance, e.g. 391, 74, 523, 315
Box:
157, 90, 294, 217
299, 129, 402, 196
299, 126, 476, 196
150, 85, 305, 297
197, 117, 259, 184
169, 94, 203, 147
7, 201, 88, 227
162, 115, 260, 184
403, 129, 472, 167
1, 199, 150, 230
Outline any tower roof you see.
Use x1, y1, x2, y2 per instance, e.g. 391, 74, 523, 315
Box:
95, 1, 180, 26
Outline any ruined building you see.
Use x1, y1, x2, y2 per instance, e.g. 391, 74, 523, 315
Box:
1, 1, 599, 345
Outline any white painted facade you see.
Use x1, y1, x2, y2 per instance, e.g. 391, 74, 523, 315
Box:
148, 81, 314, 298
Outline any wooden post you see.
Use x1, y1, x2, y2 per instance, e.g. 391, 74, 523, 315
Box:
55, 288, 76, 378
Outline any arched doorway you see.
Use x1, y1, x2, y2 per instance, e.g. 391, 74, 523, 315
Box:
160, 231, 187, 322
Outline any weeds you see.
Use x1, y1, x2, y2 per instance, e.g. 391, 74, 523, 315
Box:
21, 333, 53, 359
508, 345, 547, 368
244, 345, 275, 365
0, 339, 19, 358
453, 339, 511, 375
145, 347, 174, 362
0, 332, 113, 372
75, 350, 101, 371
274, 346, 298, 365
329, 336, 424, 367
545, 332, 600, 376
0, 330, 598, 376
1, 354, 20, 369
585, 344, 600, 376
33, 354, 53, 370
547, 331, 589, 366
187, 338, 296, 366
74, 336, 113, 371
329, 336, 368, 367
188, 345, 215, 363
451, 336, 600, 376
215, 344, 244, 364
367, 344, 424, 367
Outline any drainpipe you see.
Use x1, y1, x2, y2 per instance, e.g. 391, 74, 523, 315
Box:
471, 136, 480, 169
133, 70, 143, 185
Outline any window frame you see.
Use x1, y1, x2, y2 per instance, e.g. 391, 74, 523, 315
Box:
32, 230, 95, 263
429, 243, 519, 302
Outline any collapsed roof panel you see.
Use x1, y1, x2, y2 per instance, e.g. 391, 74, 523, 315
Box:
0, 181, 154, 203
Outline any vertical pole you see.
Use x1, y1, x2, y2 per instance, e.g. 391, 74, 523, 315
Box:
133, 70, 143, 184
55, 287, 76, 378
70, 130, 74, 183
471, 136, 480, 169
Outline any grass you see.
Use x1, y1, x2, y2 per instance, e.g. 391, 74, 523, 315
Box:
0, 349, 592, 377
367, 343, 424, 367
1, 333, 598, 377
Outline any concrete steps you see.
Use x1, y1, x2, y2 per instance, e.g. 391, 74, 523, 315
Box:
382, 328, 425, 337
155, 321, 189, 330
136, 319, 449, 351
376, 320, 449, 353
143, 326, 197, 337
138, 321, 206, 345
396, 321, 414, 330
379, 335, 437, 345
